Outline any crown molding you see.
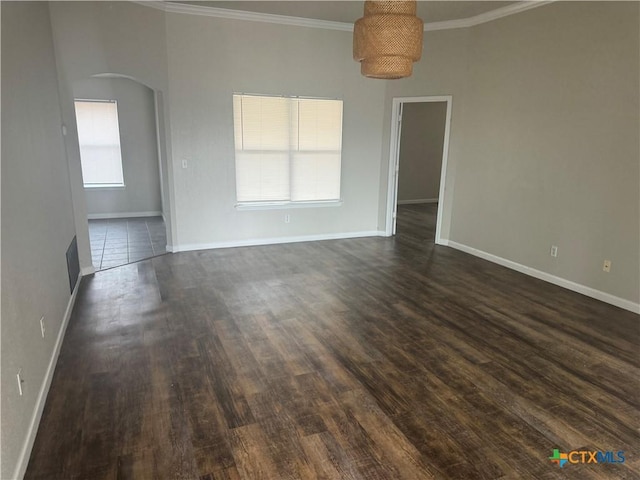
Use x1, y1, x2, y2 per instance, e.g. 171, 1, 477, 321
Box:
133, 1, 554, 33
425, 1, 556, 31
135, 1, 353, 31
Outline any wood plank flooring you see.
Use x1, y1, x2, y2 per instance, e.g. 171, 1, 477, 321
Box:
25, 204, 639, 479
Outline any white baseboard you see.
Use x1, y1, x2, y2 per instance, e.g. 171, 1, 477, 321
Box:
168, 230, 387, 253
87, 211, 162, 220
397, 198, 439, 205
447, 241, 640, 314
80, 265, 95, 276
12, 274, 82, 480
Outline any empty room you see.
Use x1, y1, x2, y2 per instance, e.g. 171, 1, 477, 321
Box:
1, 1, 638, 479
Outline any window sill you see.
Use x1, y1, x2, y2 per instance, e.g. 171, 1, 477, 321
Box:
84, 184, 126, 190
235, 200, 342, 211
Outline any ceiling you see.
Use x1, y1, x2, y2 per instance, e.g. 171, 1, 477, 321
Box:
176, 1, 518, 24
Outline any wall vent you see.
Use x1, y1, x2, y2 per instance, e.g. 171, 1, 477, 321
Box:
65, 236, 80, 293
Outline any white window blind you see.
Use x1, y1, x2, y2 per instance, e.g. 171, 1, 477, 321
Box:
74, 100, 125, 187
233, 94, 343, 203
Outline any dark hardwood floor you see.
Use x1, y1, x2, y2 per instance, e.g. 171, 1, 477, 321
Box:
26, 204, 639, 479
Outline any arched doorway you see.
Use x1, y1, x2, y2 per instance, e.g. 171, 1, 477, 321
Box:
73, 74, 171, 270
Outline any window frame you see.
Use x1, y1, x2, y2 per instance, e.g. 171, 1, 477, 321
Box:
232, 93, 344, 208
74, 98, 126, 189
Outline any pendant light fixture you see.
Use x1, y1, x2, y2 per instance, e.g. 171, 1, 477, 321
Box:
353, 0, 424, 79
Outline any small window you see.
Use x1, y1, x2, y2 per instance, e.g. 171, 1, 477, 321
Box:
74, 100, 125, 187
233, 94, 343, 204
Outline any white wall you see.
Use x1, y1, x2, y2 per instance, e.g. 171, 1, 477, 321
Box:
48, 0, 176, 255
165, 13, 386, 248
397, 102, 447, 202
50, 2, 387, 251
1, 3, 78, 478
48, 2, 169, 93
74, 77, 163, 217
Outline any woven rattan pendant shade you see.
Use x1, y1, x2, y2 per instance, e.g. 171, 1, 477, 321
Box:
353, 1, 423, 79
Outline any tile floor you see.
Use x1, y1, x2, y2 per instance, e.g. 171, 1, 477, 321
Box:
89, 216, 167, 271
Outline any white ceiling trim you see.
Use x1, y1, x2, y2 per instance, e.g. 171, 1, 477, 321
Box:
135, 1, 554, 33
160, 1, 353, 31
425, 1, 555, 31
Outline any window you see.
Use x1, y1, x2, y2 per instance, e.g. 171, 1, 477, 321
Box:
74, 100, 125, 187
233, 94, 343, 204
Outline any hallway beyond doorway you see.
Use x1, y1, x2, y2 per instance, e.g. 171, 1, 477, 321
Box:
88, 216, 167, 271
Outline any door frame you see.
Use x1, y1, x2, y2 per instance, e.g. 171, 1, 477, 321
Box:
70, 73, 176, 273
385, 95, 453, 244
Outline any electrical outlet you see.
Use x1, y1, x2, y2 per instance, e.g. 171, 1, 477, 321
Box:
603, 260, 611, 273
40, 316, 45, 338
284, 214, 291, 224
550, 245, 558, 258
17, 369, 24, 396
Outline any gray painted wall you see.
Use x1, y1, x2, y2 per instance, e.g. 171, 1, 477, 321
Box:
397, 102, 447, 202
1, 3, 78, 477
452, 1, 639, 304
380, 26, 471, 242
383, 1, 639, 304
74, 77, 163, 217
49, 1, 640, 304
3, 2, 639, 476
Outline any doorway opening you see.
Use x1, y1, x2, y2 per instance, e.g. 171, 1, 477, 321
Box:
73, 75, 169, 271
386, 96, 452, 244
